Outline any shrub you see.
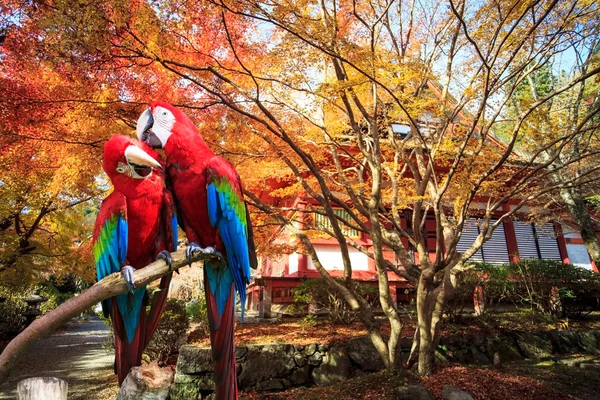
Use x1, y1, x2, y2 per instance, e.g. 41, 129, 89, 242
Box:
145, 299, 190, 365
0, 289, 26, 338
449, 259, 600, 318
292, 278, 378, 324
38, 274, 88, 314
448, 262, 515, 317
509, 259, 600, 316
186, 298, 209, 339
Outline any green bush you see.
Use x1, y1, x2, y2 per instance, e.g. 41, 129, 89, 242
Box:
449, 259, 600, 317
186, 298, 209, 338
38, 274, 87, 314
509, 259, 600, 316
292, 278, 379, 324
0, 289, 26, 338
145, 299, 190, 365
447, 262, 514, 317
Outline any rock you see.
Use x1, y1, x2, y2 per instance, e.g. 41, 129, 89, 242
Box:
492, 352, 502, 369
177, 345, 214, 374
169, 383, 201, 400
305, 343, 318, 356
557, 358, 580, 367
289, 365, 310, 386
294, 352, 307, 367
236, 345, 249, 360
347, 337, 386, 371
516, 333, 553, 359
170, 372, 215, 400
395, 384, 435, 400
441, 385, 474, 400
580, 362, 600, 370
548, 330, 583, 354
307, 351, 323, 366
118, 361, 174, 400
485, 334, 522, 362
256, 379, 287, 391
578, 331, 600, 355
318, 344, 329, 353
468, 345, 491, 365
311, 348, 352, 386
237, 344, 296, 389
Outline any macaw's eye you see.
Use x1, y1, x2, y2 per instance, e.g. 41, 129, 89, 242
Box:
116, 166, 126, 174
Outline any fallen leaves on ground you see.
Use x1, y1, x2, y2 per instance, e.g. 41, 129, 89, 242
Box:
189, 320, 393, 347
422, 365, 579, 400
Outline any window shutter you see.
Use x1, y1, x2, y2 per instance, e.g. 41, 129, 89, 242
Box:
514, 221, 539, 259
456, 218, 484, 261
536, 223, 562, 260
481, 220, 510, 264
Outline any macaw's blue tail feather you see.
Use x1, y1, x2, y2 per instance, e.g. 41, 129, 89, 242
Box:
116, 287, 146, 343
205, 261, 234, 316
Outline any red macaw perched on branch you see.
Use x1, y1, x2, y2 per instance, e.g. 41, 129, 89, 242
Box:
136, 102, 257, 399
92, 135, 178, 384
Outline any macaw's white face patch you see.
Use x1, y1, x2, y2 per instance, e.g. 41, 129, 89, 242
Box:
136, 106, 176, 148
151, 106, 176, 147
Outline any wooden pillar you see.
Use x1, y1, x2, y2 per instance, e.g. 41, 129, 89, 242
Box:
258, 282, 272, 319
502, 205, 520, 263
17, 377, 68, 400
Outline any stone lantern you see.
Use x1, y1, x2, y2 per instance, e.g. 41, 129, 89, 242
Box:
22, 290, 48, 326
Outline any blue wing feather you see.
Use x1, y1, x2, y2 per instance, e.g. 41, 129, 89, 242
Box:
93, 193, 145, 343
206, 171, 252, 318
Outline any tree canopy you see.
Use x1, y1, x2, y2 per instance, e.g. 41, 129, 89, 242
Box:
1, 0, 599, 374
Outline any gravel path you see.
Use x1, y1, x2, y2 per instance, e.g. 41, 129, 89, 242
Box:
0, 317, 118, 399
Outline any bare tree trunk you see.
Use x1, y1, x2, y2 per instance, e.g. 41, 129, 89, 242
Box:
0, 250, 211, 385
416, 271, 435, 376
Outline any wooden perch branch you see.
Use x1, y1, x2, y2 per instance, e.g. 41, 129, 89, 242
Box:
0, 249, 211, 385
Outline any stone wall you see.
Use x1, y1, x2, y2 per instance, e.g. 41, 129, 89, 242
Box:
171, 330, 600, 398
437, 329, 600, 365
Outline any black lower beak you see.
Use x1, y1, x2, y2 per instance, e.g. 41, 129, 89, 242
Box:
146, 131, 163, 149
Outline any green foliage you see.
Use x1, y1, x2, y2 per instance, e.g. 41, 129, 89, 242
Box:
145, 299, 190, 365
450, 260, 600, 318
0, 287, 26, 337
510, 259, 600, 316
186, 298, 209, 338
38, 274, 85, 314
292, 278, 378, 324
299, 313, 318, 331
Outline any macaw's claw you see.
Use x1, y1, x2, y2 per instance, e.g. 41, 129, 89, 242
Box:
157, 250, 177, 274
121, 265, 136, 294
186, 242, 226, 267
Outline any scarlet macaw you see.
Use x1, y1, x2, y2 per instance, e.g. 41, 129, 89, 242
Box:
92, 135, 178, 384
136, 102, 257, 399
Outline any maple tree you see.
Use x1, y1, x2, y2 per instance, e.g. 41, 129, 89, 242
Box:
2, 0, 600, 379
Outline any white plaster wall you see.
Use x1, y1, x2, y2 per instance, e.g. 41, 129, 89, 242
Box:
289, 252, 298, 274
307, 244, 369, 271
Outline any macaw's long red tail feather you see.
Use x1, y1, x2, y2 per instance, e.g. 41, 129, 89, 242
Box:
144, 274, 173, 348
112, 301, 147, 385
205, 273, 238, 400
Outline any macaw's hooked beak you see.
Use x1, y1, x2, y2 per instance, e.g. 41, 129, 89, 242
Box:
136, 108, 163, 149
125, 145, 162, 179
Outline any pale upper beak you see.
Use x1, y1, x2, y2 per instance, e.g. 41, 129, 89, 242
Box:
136, 108, 154, 142
124, 145, 162, 169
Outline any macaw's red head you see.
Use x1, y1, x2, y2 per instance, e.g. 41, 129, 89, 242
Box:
135, 101, 198, 149
103, 135, 163, 185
